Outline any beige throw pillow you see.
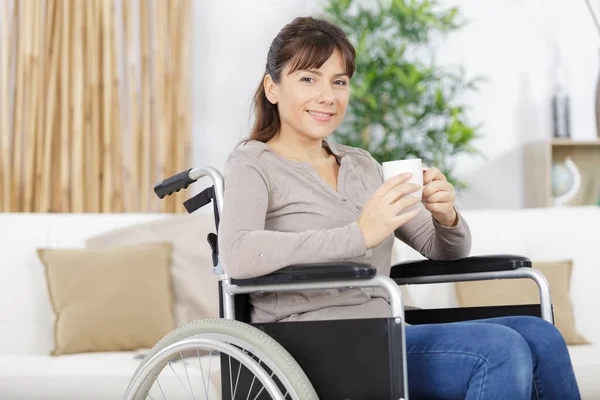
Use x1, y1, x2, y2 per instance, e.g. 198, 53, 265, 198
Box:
86, 213, 220, 327
455, 260, 589, 345
39, 243, 175, 355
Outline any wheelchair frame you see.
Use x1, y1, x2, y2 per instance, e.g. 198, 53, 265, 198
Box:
145, 165, 554, 400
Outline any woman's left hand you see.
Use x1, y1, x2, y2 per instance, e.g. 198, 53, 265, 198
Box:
422, 166, 458, 227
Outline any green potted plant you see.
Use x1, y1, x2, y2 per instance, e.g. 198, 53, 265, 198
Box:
321, 0, 485, 190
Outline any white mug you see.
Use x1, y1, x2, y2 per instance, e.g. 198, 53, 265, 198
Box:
382, 158, 423, 199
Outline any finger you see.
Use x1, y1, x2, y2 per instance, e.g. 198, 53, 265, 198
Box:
392, 207, 421, 228
384, 183, 421, 204
376, 172, 412, 198
422, 180, 449, 198
424, 202, 453, 214
392, 195, 421, 214
423, 190, 452, 204
423, 167, 446, 185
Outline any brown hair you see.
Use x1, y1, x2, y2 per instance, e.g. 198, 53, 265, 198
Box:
247, 17, 356, 143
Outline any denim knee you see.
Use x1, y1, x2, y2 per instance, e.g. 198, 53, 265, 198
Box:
477, 324, 533, 396
474, 316, 581, 399
510, 316, 568, 350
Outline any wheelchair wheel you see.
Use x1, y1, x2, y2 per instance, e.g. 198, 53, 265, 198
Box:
123, 318, 318, 400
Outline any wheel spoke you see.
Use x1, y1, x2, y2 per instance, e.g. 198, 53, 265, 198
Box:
232, 356, 243, 399
168, 361, 194, 400
180, 352, 196, 400
229, 355, 234, 399
197, 349, 210, 399
252, 372, 275, 400
244, 350, 258, 400
207, 350, 213, 398
252, 384, 266, 400
245, 374, 257, 400
156, 377, 167, 400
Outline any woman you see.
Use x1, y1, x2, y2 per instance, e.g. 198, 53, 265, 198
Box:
218, 16, 580, 399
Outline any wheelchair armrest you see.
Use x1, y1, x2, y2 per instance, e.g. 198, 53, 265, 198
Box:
390, 254, 531, 279
230, 261, 376, 286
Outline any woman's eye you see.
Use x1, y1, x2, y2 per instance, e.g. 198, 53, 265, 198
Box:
300, 77, 315, 83
334, 79, 348, 86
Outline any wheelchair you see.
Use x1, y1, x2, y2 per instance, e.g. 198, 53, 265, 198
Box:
123, 165, 554, 400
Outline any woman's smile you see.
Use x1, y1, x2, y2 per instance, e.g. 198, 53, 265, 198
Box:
306, 110, 335, 122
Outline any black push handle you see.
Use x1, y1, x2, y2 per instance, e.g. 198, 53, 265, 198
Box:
154, 168, 197, 199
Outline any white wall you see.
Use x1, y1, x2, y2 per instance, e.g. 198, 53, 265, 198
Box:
191, 0, 600, 209
436, 0, 600, 209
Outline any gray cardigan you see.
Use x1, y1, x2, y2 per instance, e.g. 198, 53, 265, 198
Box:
217, 139, 471, 323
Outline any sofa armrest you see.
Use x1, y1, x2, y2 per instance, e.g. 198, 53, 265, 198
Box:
230, 261, 376, 286
390, 255, 531, 279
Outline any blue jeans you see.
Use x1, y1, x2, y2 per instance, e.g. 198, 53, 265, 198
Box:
405, 316, 581, 399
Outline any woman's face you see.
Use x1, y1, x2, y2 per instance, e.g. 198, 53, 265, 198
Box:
265, 50, 350, 141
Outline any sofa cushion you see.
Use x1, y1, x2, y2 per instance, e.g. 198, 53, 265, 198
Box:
86, 213, 220, 327
455, 260, 589, 345
0, 352, 221, 400
0, 213, 169, 356
38, 243, 175, 355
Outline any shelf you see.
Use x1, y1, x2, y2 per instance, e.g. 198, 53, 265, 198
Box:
550, 138, 600, 146
524, 139, 600, 207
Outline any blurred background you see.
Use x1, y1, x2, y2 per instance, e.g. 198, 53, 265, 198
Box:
1, 0, 599, 214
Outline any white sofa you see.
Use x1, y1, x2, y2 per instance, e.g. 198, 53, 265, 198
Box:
0, 206, 598, 398
0, 212, 222, 400
394, 205, 600, 398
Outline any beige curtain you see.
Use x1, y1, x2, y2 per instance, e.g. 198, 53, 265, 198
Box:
0, 0, 192, 214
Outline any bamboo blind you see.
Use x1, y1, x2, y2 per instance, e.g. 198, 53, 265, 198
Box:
0, 0, 192, 213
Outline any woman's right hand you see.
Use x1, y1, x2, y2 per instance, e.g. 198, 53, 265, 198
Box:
357, 173, 422, 249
